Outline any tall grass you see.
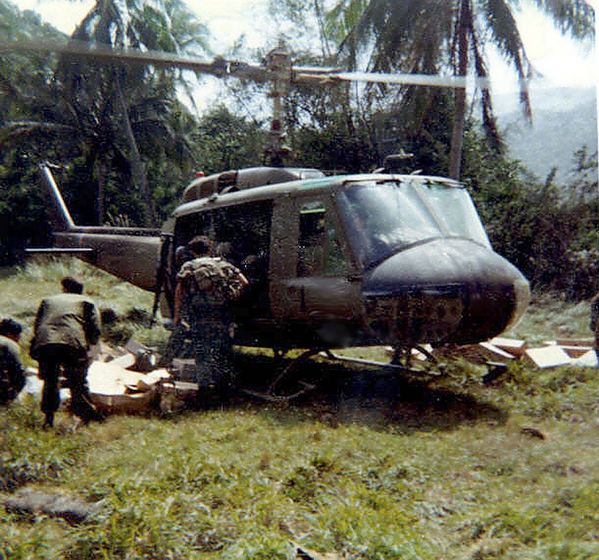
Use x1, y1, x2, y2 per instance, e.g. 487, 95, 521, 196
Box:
1, 260, 599, 559
506, 292, 593, 343
1, 257, 166, 363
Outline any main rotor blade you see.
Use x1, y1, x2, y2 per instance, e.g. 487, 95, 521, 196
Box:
1, 38, 490, 89
0, 38, 270, 81
294, 69, 491, 89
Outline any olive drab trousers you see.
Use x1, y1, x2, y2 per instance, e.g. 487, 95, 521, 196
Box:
37, 344, 99, 425
189, 310, 234, 406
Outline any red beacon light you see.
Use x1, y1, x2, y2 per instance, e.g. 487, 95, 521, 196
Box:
195, 171, 205, 178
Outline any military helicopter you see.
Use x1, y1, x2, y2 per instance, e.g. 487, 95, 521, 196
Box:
5, 38, 530, 392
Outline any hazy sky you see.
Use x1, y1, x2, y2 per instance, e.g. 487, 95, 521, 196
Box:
13, 0, 598, 97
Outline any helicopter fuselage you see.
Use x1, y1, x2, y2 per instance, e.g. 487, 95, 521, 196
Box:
39, 165, 530, 351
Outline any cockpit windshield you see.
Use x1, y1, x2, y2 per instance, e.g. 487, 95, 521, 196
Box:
336, 179, 490, 266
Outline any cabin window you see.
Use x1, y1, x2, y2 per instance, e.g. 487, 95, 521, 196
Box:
174, 201, 272, 283
298, 200, 349, 277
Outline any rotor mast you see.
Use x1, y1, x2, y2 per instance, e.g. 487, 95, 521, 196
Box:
264, 42, 293, 167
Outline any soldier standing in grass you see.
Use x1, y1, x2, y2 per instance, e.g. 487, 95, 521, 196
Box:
0, 318, 25, 405
173, 236, 248, 407
30, 276, 103, 427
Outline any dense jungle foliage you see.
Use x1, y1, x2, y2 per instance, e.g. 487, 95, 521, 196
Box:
0, 0, 597, 298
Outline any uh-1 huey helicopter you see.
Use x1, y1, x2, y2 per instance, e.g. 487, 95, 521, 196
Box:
5, 37, 530, 394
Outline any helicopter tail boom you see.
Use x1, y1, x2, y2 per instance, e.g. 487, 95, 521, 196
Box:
35, 165, 162, 291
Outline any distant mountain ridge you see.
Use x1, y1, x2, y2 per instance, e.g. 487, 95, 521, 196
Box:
494, 86, 598, 184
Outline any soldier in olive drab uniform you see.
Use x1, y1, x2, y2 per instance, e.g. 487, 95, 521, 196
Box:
30, 276, 103, 427
0, 318, 25, 405
173, 236, 248, 406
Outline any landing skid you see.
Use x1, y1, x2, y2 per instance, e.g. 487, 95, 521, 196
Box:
240, 348, 320, 403
240, 345, 445, 403
322, 343, 442, 371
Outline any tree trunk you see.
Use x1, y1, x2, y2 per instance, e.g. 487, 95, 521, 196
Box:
448, 0, 471, 181
97, 159, 107, 225
449, 87, 466, 180
114, 72, 158, 227
314, 0, 331, 59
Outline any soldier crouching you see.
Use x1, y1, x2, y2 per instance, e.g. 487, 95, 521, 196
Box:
0, 318, 25, 405
30, 276, 103, 427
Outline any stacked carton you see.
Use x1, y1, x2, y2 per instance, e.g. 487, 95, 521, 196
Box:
436, 336, 597, 369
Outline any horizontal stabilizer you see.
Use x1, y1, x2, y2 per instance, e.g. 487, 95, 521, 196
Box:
25, 247, 95, 255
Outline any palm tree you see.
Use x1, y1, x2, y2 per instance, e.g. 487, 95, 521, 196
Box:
57, 0, 210, 225
1, 0, 209, 226
326, 0, 595, 179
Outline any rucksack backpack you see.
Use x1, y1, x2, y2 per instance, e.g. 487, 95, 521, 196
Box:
179, 257, 245, 306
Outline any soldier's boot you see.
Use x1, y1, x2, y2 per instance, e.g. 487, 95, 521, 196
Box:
194, 365, 225, 409
44, 411, 54, 428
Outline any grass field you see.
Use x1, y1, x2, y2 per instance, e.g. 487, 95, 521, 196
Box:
1, 257, 598, 559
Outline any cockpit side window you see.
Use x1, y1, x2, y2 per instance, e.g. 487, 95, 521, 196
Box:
411, 181, 491, 248
298, 200, 350, 277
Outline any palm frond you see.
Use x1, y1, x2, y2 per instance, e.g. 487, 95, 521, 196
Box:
481, 0, 533, 120
529, 0, 595, 39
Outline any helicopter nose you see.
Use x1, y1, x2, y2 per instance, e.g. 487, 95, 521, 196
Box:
362, 239, 530, 346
